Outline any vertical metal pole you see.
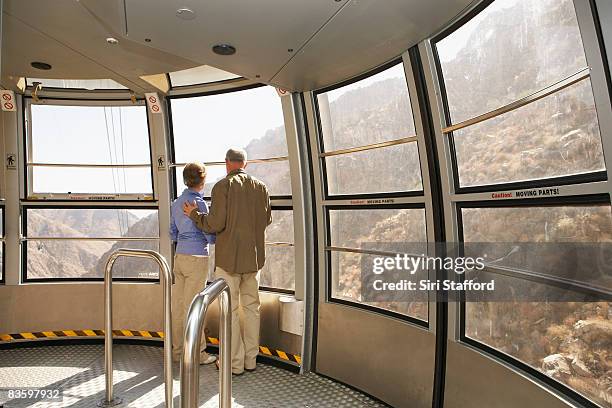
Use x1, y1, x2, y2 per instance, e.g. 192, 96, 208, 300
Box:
99, 249, 173, 407
180, 279, 231, 408
219, 287, 232, 408
156, 254, 174, 408
99, 253, 122, 407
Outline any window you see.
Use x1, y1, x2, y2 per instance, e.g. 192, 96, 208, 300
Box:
23, 207, 160, 281
435, 1, 612, 404
169, 65, 241, 87
169, 85, 296, 293
317, 62, 422, 197
170, 85, 290, 198
452, 79, 604, 187
316, 60, 429, 323
26, 103, 153, 199
260, 210, 295, 291
27, 78, 127, 90
436, 0, 588, 124
460, 203, 612, 407
0, 207, 4, 283
327, 207, 428, 321
435, 0, 605, 190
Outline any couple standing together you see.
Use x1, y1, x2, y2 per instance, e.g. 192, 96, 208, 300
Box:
170, 148, 272, 376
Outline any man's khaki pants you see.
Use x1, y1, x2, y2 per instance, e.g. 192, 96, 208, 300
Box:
215, 266, 260, 374
172, 254, 211, 362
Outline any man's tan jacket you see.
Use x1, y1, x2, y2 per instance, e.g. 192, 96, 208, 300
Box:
188, 168, 272, 274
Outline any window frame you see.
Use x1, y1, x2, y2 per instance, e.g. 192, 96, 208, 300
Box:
313, 58, 425, 201
26, 78, 128, 91
430, 1, 608, 195
21, 204, 161, 283
258, 204, 297, 294
22, 97, 156, 202
456, 194, 611, 408
167, 83, 296, 294
324, 203, 430, 327
0, 206, 5, 285
168, 71, 243, 90
167, 83, 292, 201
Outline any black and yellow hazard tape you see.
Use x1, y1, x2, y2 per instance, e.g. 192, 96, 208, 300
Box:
0, 330, 301, 365
206, 336, 301, 365
0, 329, 163, 341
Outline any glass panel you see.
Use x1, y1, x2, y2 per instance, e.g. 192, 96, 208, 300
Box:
27, 208, 159, 238
169, 65, 240, 86
246, 161, 292, 196
436, 0, 588, 123
325, 142, 422, 195
26, 240, 159, 279
31, 105, 150, 164
27, 78, 127, 89
462, 204, 612, 407
0, 208, 3, 282
262, 209, 295, 290
32, 167, 153, 194
465, 275, 611, 407
461, 205, 612, 244
329, 208, 428, 320
330, 251, 428, 321
329, 208, 426, 249
0, 244, 3, 282
175, 161, 290, 197
171, 86, 287, 163
318, 63, 416, 152
260, 246, 295, 290
453, 80, 605, 187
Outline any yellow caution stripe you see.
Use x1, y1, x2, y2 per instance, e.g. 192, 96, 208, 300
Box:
0, 331, 301, 365
0, 329, 164, 341
207, 336, 301, 365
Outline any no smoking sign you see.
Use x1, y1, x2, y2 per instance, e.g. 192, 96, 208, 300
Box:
0, 90, 16, 112
145, 92, 162, 114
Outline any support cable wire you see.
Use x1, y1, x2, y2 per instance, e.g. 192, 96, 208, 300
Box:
103, 107, 124, 236
117, 109, 129, 232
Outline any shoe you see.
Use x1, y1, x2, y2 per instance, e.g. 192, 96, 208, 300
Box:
244, 366, 256, 373
200, 353, 217, 365
215, 360, 244, 376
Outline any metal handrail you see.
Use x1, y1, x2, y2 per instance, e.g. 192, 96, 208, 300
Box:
180, 278, 232, 408
99, 249, 173, 407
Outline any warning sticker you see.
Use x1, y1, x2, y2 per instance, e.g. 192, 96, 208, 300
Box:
0, 90, 16, 112
145, 92, 162, 114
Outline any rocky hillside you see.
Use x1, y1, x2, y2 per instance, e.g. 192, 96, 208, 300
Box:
27, 210, 151, 279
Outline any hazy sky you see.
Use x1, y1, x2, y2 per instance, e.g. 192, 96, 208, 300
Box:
30, 86, 285, 194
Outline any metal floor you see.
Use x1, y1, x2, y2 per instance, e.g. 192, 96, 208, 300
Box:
0, 344, 386, 408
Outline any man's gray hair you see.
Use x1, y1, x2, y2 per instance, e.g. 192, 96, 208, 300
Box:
225, 148, 247, 163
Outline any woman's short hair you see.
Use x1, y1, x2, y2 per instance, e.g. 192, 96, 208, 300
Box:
183, 162, 207, 188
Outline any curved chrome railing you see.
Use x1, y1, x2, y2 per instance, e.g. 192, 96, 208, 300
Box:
180, 278, 232, 408
99, 249, 173, 408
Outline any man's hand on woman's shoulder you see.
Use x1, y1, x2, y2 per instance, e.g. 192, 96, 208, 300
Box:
183, 200, 198, 217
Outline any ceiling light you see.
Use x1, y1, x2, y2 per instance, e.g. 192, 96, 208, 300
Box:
176, 7, 196, 20
31, 61, 52, 70
106, 37, 119, 45
212, 44, 236, 56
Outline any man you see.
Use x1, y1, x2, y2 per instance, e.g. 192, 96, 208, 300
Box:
183, 148, 272, 375
170, 163, 217, 365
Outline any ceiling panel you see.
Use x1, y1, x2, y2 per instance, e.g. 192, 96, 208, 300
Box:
271, 0, 475, 91
123, 0, 348, 82
1, 12, 113, 80
2, 0, 198, 91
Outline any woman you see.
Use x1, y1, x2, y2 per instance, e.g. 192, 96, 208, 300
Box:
169, 162, 217, 364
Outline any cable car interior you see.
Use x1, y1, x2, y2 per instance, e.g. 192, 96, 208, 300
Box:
0, 0, 611, 407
